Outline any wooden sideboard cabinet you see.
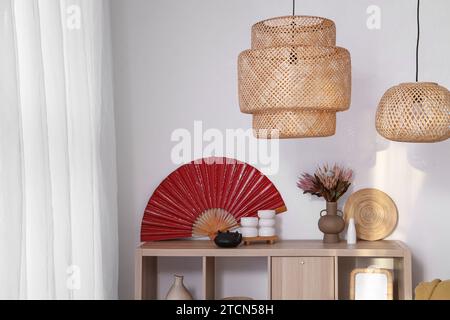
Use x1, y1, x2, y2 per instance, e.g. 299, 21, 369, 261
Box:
135, 240, 412, 300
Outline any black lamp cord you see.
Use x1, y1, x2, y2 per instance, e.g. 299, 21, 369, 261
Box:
416, 0, 420, 82
291, 0, 296, 42
289, 0, 297, 63
291, 0, 420, 81
293, 0, 420, 82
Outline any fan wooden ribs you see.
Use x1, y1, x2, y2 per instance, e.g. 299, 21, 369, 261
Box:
192, 209, 238, 239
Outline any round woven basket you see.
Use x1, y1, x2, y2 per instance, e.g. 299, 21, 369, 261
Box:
344, 188, 398, 241
238, 46, 351, 113
376, 82, 450, 143
252, 16, 336, 49
253, 110, 336, 138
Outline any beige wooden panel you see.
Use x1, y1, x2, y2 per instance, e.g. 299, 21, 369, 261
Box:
334, 256, 339, 300
267, 256, 272, 300
140, 240, 406, 257
272, 257, 334, 300
396, 242, 413, 300
135, 249, 143, 300
272, 257, 301, 300
202, 257, 215, 300
142, 256, 157, 299
135, 249, 157, 300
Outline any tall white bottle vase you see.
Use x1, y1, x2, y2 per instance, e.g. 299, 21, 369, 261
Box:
346, 218, 357, 245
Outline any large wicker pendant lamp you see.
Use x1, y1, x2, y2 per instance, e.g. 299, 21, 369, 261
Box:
238, 1, 352, 139
376, 0, 450, 143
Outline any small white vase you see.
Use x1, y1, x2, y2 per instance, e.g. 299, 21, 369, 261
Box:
166, 275, 193, 300
346, 218, 357, 245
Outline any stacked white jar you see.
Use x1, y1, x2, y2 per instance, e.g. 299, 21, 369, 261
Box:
240, 217, 258, 238
258, 210, 276, 237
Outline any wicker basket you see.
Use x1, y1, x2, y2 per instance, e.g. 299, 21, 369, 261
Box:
238, 16, 352, 139
376, 82, 450, 143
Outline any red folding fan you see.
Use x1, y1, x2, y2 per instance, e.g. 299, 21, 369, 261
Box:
140, 157, 287, 241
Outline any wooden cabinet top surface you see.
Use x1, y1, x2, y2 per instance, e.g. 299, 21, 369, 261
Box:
138, 240, 410, 257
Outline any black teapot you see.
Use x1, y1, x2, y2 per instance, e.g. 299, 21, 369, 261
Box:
214, 231, 242, 248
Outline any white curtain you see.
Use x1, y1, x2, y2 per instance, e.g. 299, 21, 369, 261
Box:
0, 0, 118, 299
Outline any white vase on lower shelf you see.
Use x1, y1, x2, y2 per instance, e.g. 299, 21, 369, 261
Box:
166, 275, 193, 300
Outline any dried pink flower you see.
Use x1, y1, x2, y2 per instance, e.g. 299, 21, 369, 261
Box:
297, 164, 353, 202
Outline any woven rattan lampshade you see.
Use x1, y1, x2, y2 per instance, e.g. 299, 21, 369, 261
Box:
376, 82, 450, 143
238, 15, 352, 138
375, 0, 450, 143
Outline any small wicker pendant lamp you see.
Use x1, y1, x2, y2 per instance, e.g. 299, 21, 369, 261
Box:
376, 0, 450, 143
238, 2, 352, 139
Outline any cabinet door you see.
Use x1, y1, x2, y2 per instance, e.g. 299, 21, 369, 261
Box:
271, 257, 335, 300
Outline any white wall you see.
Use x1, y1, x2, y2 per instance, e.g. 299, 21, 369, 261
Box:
111, 0, 450, 299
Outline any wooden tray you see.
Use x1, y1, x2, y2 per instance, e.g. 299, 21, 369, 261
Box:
243, 236, 278, 245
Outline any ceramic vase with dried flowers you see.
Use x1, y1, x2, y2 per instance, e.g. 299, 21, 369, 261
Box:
297, 164, 353, 243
